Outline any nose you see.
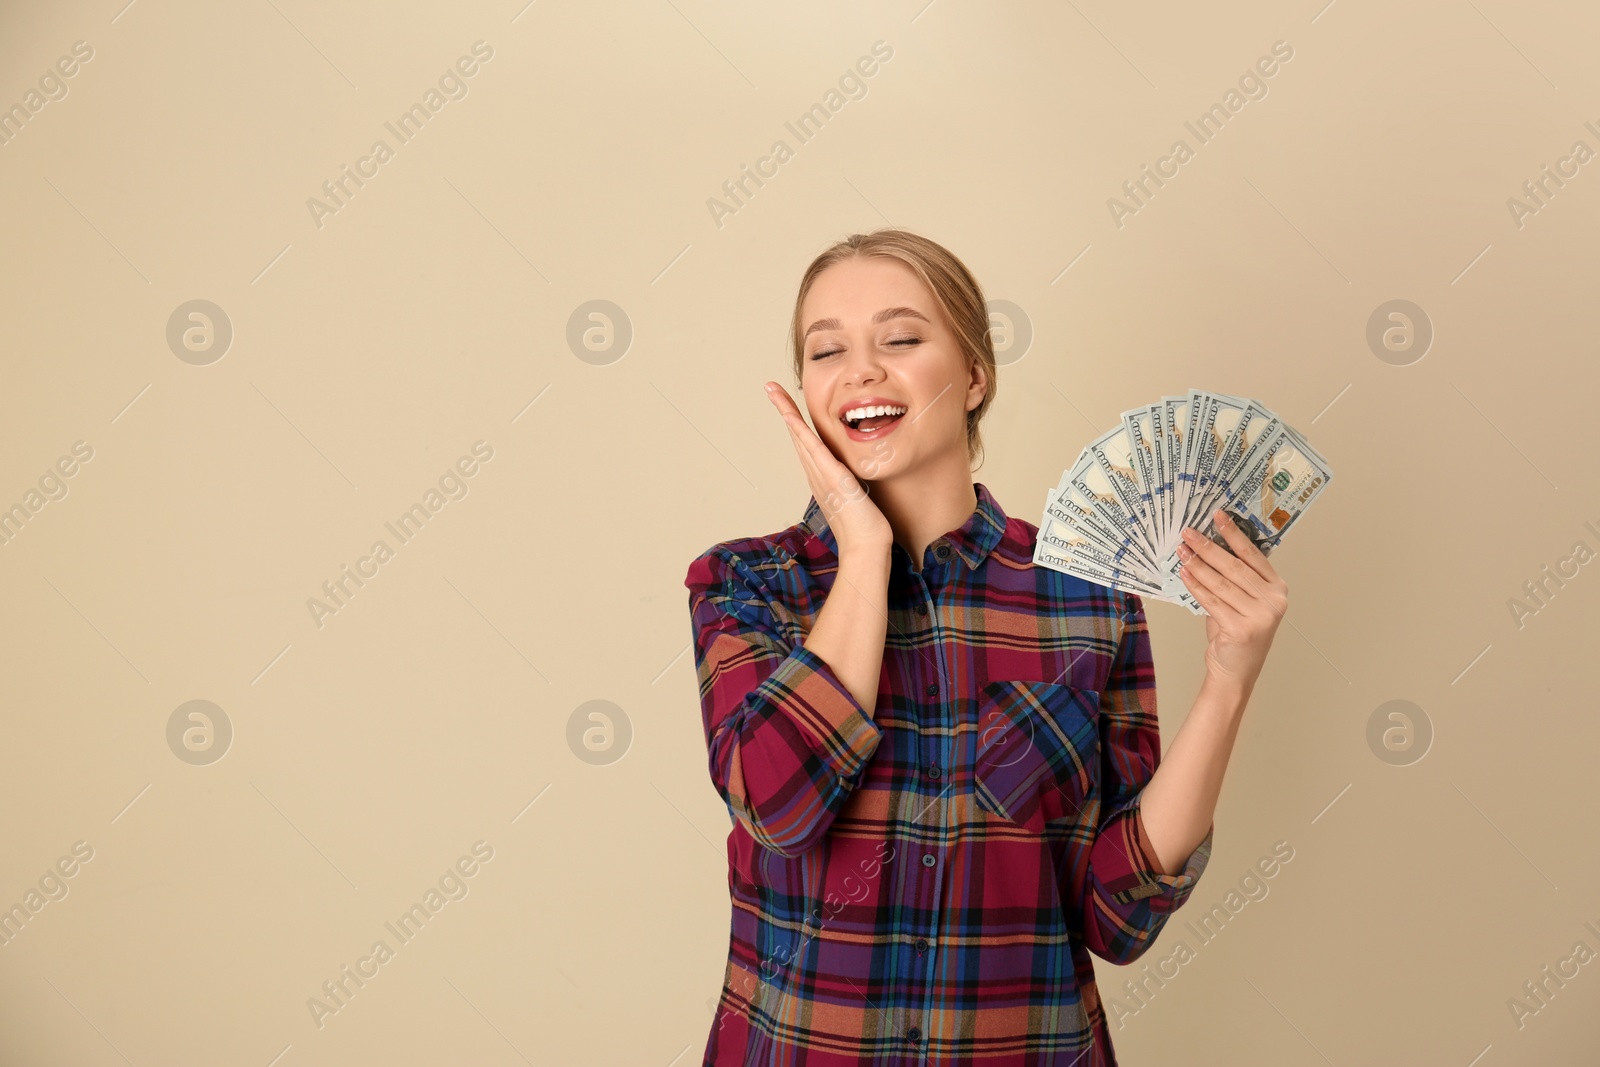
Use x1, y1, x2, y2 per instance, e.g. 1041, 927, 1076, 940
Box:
841, 340, 886, 387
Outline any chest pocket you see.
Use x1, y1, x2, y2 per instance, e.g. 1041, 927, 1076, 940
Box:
972, 680, 1101, 829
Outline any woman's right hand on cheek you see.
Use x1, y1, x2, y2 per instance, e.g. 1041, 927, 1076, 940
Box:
765, 381, 893, 563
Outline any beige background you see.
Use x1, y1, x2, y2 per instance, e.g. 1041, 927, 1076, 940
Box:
2, 0, 1597, 1063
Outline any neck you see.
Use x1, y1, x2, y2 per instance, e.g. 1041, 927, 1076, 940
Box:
867, 453, 979, 570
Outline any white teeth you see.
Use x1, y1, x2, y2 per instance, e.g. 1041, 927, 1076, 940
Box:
842, 403, 908, 422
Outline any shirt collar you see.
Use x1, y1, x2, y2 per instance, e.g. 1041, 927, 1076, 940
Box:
801, 481, 1009, 571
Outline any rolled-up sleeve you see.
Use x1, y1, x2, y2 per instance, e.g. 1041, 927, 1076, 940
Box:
1077, 591, 1213, 965
685, 547, 883, 858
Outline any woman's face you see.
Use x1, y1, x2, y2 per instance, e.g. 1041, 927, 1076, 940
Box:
798, 256, 986, 482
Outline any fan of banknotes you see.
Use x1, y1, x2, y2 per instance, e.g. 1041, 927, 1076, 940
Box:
1034, 388, 1333, 615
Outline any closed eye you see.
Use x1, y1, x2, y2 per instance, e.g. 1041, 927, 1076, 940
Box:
809, 338, 922, 361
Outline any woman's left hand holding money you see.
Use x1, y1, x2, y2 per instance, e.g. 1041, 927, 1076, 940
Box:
1176, 510, 1289, 692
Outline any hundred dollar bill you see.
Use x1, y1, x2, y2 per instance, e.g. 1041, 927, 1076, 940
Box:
1172, 389, 1216, 537
1034, 516, 1164, 594
1044, 478, 1154, 571
1181, 395, 1281, 539
1161, 394, 1194, 554
1221, 424, 1333, 554
1056, 450, 1160, 569
1162, 410, 1284, 601
1040, 481, 1206, 612
1161, 421, 1333, 598
1122, 404, 1168, 559
1177, 392, 1253, 536
1083, 426, 1161, 562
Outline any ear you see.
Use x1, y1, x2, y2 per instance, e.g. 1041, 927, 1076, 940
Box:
965, 357, 989, 413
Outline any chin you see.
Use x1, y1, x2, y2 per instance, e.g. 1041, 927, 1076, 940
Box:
855, 455, 899, 482
850, 466, 885, 484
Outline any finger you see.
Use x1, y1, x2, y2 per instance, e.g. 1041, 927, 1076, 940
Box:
1177, 546, 1254, 618
783, 408, 834, 489
768, 384, 831, 478
781, 411, 860, 521
769, 386, 819, 466
1205, 512, 1290, 617
770, 385, 861, 500
1185, 512, 1271, 596
1208, 509, 1279, 584
1175, 555, 1235, 623
783, 416, 829, 502
764, 380, 798, 415
767, 381, 828, 445
767, 383, 811, 435
767, 383, 827, 449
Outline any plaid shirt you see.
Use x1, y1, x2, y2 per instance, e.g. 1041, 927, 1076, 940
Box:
685, 481, 1213, 1066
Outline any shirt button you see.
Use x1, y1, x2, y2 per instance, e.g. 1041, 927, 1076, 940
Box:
926, 764, 941, 780
921, 854, 936, 868
934, 544, 952, 561
914, 937, 929, 952
906, 1027, 922, 1043
925, 683, 939, 697
916, 603, 928, 616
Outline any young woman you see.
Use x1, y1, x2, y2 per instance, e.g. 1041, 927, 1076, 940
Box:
684, 229, 1288, 1066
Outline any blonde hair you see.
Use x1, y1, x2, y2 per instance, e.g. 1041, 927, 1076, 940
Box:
789, 228, 997, 470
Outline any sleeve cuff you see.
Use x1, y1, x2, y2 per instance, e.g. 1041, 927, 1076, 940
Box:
748, 642, 883, 779
1107, 795, 1213, 908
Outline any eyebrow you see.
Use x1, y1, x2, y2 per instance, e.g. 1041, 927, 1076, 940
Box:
803, 306, 930, 339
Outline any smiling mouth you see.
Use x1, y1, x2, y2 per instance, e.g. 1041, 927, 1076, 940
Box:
841, 405, 909, 432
